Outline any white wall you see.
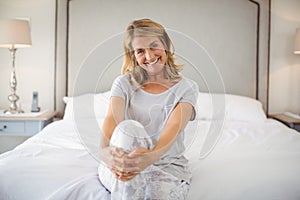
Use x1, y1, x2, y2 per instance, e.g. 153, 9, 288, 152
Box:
269, 0, 300, 114
0, 0, 56, 112
0, 0, 299, 115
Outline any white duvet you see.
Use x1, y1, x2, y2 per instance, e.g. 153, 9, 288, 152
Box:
0, 118, 300, 200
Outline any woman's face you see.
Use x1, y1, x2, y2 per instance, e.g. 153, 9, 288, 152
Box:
131, 36, 167, 76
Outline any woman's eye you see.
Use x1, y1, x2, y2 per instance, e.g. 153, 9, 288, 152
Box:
150, 43, 158, 49
136, 49, 144, 55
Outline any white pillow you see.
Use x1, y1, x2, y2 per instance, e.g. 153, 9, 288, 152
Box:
63, 91, 110, 120
196, 92, 267, 122
196, 92, 214, 120
63, 91, 266, 122
225, 94, 267, 121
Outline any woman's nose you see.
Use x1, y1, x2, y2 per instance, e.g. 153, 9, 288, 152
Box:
145, 49, 155, 61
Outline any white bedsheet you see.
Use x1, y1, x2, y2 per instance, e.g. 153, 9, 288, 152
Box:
188, 120, 300, 200
0, 119, 300, 200
0, 120, 109, 200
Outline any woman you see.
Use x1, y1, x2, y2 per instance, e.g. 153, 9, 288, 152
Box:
98, 18, 198, 199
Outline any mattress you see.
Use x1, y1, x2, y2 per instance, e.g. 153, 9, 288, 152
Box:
0, 117, 300, 200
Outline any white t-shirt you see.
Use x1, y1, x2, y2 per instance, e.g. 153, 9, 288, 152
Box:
110, 74, 198, 182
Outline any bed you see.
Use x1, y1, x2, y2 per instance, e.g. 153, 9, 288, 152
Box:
0, 91, 300, 200
2, 0, 300, 199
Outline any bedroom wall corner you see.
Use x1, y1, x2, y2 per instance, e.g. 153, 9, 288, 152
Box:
55, 0, 69, 117
269, 0, 300, 114
248, 0, 271, 114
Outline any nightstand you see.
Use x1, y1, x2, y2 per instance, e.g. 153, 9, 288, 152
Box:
0, 111, 57, 136
269, 113, 300, 132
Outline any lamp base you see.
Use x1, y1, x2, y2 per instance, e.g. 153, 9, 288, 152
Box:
4, 48, 24, 115
4, 108, 24, 114
4, 93, 23, 114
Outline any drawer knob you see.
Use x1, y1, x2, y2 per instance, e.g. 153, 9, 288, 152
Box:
0, 125, 7, 131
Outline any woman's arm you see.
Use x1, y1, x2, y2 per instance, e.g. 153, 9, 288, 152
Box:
99, 96, 127, 170
100, 96, 125, 148
152, 102, 193, 157
125, 102, 193, 177
100, 96, 142, 181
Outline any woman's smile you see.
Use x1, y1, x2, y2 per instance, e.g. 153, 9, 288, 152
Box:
145, 56, 160, 66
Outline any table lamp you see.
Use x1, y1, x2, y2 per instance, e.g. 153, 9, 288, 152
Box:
0, 19, 32, 114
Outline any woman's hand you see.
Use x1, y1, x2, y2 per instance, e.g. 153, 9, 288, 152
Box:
110, 147, 158, 182
120, 147, 158, 180
128, 147, 156, 172
99, 146, 126, 169
100, 146, 140, 181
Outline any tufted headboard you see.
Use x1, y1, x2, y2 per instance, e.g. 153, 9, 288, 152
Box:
54, 0, 270, 116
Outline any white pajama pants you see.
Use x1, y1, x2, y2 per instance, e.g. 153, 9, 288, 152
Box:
98, 120, 190, 200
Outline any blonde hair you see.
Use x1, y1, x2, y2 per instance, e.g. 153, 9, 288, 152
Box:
121, 19, 182, 86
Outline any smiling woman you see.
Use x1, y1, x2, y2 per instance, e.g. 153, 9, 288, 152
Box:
98, 18, 199, 199
122, 18, 183, 87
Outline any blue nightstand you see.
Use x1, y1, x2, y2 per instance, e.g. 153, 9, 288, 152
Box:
0, 111, 57, 136
0, 111, 57, 153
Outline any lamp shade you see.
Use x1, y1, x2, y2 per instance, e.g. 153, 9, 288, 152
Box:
294, 28, 300, 54
0, 19, 32, 48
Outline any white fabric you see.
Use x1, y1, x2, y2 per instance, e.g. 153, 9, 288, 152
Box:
63, 91, 110, 120
63, 91, 266, 123
188, 120, 300, 200
0, 120, 109, 200
1, 117, 300, 199
197, 92, 267, 121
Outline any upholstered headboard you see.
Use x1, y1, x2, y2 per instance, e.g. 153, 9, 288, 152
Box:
54, 0, 270, 115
